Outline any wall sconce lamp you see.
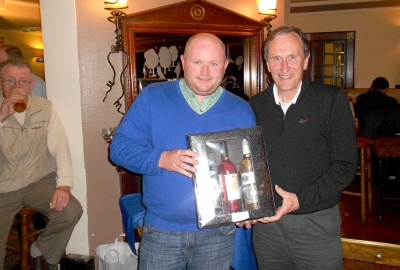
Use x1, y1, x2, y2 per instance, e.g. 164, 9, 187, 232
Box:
255, 0, 277, 34
34, 49, 44, 62
0, 0, 5, 11
103, 0, 130, 115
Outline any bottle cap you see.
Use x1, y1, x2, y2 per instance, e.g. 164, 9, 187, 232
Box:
219, 141, 229, 157
242, 139, 250, 155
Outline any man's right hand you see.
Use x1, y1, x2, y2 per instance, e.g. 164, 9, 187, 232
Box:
0, 93, 20, 123
159, 149, 199, 178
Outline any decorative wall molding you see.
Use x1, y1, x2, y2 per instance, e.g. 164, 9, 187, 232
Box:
291, 0, 400, 13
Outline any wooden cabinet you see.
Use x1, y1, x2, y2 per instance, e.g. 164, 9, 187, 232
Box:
342, 238, 400, 267
117, 166, 142, 195
120, 0, 266, 107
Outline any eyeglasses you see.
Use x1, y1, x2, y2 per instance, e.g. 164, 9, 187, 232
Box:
1, 78, 31, 86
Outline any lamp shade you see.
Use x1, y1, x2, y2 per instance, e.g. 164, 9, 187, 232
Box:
255, 0, 277, 15
0, 0, 5, 11
105, 0, 128, 10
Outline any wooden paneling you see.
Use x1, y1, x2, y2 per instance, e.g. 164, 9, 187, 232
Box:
342, 238, 400, 267
117, 167, 142, 194
291, 0, 400, 13
120, 0, 265, 107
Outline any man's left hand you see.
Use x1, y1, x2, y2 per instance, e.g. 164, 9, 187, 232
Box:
257, 185, 299, 223
236, 220, 258, 229
51, 186, 71, 211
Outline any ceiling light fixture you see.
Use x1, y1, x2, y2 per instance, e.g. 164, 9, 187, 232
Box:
0, 0, 6, 11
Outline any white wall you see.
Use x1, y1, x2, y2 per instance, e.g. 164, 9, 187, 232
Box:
290, 7, 400, 88
40, 0, 88, 255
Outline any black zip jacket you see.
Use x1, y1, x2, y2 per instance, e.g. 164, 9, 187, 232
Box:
249, 80, 358, 214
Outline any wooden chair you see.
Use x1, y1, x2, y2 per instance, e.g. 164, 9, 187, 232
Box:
343, 136, 373, 224
362, 110, 400, 221
6, 207, 44, 270
373, 136, 400, 221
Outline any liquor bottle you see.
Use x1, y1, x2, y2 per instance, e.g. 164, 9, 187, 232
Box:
218, 141, 242, 213
240, 139, 259, 210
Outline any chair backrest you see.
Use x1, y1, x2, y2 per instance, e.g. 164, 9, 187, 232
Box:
377, 120, 400, 137
362, 110, 400, 139
119, 193, 145, 255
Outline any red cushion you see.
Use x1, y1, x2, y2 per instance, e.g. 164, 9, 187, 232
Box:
356, 136, 373, 148
373, 137, 400, 158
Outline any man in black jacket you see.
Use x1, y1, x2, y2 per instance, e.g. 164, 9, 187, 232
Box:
248, 26, 358, 269
356, 77, 398, 136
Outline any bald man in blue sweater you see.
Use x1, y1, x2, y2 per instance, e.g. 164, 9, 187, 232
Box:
110, 33, 255, 270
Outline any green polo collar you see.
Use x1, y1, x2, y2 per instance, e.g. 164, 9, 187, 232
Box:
180, 79, 223, 114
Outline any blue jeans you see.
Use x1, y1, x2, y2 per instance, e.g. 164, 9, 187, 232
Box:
139, 223, 235, 270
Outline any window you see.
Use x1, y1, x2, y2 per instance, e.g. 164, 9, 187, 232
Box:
305, 31, 355, 88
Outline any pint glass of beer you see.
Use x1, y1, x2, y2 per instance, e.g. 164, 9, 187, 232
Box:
11, 88, 27, 113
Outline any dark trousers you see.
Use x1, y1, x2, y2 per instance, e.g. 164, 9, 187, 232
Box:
253, 205, 342, 270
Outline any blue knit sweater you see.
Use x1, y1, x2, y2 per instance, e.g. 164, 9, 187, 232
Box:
110, 80, 255, 231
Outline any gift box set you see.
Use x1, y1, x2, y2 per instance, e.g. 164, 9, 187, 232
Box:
187, 126, 275, 228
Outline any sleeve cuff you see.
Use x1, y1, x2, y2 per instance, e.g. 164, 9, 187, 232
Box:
56, 177, 74, 189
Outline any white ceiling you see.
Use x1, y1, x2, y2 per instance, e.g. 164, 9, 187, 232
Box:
0, 0, 41, 31
0, 0, 397, 31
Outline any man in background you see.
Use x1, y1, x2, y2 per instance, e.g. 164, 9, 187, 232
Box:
0, 43, 47, 98
356, 77, 398, 136
0, 58, 82, 269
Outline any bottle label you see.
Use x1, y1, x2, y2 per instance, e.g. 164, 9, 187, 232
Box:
219, 174, 241, 201
241, 172, 258, 207
241, 172, 256, 185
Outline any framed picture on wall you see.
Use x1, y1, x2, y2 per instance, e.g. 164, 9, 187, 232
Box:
134, 34, 249, 100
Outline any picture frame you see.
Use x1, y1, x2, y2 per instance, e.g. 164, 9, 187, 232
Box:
187, 126, 275, 228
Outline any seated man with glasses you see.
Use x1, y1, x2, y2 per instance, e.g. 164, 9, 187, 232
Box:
0, 58, 83, 269
0, 43, 47, 98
